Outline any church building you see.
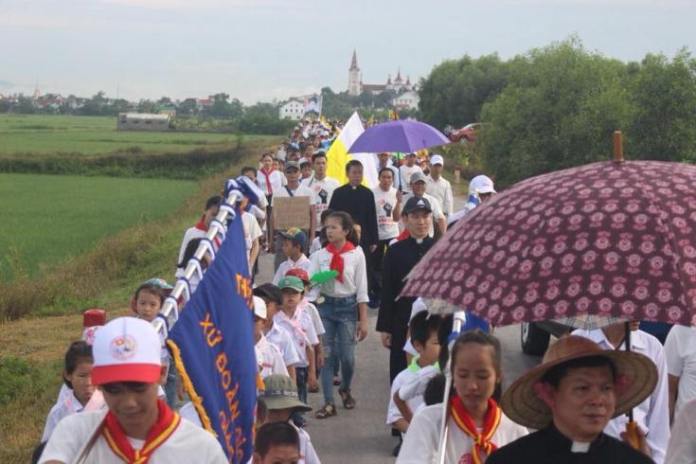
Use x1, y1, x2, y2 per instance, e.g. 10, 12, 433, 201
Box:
347, 50, 414, 96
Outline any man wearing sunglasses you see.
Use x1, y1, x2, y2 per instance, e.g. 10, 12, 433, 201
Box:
40, 317, 227, 463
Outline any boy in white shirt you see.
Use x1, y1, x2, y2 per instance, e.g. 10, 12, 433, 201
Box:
388, 312, 441, 456
253, 296, 289, 379
301, 151, 340, 229
39, 317, 227, 464
275, 276, 320, 407
260, 375, 321, 464
254, 284, 302, 382
273, 228, 311, 285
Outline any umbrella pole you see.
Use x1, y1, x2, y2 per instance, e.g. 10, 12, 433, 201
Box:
436, 311, 466, 464
624, 321, 643, 451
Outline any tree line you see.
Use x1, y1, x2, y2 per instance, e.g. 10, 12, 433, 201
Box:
419, 37, 696, 186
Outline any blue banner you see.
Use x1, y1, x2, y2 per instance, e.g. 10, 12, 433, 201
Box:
168, 211, 256, 463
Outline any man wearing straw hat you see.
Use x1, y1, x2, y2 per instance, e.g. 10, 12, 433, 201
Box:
39, 317, 227, 463
487, 336, 656, 463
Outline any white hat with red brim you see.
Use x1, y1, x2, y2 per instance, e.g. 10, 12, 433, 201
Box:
91, 317, 162, 385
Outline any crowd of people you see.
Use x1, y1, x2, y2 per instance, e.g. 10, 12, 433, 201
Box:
33, 117, 696, 464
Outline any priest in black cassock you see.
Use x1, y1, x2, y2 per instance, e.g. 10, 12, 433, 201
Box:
329, 160, 379, 300
488, 336, 657, 464
377, 196, 435, 383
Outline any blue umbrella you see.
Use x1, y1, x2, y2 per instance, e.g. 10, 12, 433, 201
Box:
347, 119, 450, 153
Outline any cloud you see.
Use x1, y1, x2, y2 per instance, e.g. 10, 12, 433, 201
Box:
0, 80, 14, 89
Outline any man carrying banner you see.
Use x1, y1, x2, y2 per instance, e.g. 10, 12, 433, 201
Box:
39, 317, 227, 463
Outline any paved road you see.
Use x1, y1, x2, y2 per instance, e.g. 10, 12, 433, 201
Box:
255, 193, 542, 463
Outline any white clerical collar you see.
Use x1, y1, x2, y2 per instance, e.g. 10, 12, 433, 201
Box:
415, 238, 424, 244
570, 441, 591, 453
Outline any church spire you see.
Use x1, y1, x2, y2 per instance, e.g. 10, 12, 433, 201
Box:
395, 67, 402, 82
350, 49, 359, 71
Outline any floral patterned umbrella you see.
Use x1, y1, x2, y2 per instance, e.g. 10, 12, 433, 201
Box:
402, 160, 696, 327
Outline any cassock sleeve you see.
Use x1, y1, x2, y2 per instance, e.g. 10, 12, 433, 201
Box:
377, 245, 396, 333
365, 188, 379, 247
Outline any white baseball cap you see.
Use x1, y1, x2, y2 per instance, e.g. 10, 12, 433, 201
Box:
469, 175, 496, 195
91, 317, 162, 385
253, 296, 268, 320
430, 154, 444, 166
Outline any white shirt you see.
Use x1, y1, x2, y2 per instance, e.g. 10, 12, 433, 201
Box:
272, 255, 312, 286
573, 328, 671, 464
265, 323, 302, 368
176, 226, 207, 269
665, 325, 696, 417
302, 175, 340, 227
308, 246, 369, 303
292, 423, 321, 464
397, 404, 528, 464
39, 410, 227, 464
273, 308, 319, 368
399, 164, 423, 193
301, 299, 325, 336
255, 334, 289, 378
426, 175, 454, 216
666, 398, 696, 464
309, 236, 322, 255
257, 169, 286, 196
373, 185, 400, 241
241, 211, 262, 262
271, 183, 313, 206
386, 358, 429, 426
42, 389, 87, 442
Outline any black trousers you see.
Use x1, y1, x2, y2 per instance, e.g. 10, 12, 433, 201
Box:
389, 328, 408, 384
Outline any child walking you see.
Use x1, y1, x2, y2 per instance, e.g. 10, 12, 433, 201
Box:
397, 330, 528, 463
41, 341, 95, 443
309, 211, 369, 419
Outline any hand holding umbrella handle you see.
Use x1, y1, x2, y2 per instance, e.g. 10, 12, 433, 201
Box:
622, 420, 651, 458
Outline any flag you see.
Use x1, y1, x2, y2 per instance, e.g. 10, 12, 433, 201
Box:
326, 111, 379, 188
167, 212, 257, 464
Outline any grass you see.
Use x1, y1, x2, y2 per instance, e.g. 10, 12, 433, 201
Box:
0, 147, 261, 463
0, 173, 196, 279
0, 114, 271, 156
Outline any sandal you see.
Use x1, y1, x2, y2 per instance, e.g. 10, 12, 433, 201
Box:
315, 403, 338, 419
339, 388, 356, 409
308, 384, 320, 393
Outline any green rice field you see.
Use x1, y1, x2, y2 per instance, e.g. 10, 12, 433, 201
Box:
0, 114, 251, 156
0, 173, 196, 278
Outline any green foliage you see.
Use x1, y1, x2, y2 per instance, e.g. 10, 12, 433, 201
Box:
0, 357, 55, 407
0, 114, 248, 156
480, 39, 633, 186
419, 37, 696, 187
0, 173, 196, 279
419, 54, 509, 129
627, 50, 696, 162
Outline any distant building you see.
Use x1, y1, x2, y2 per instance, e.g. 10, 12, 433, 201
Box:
347, 50, 415, 96
279, 100, 304, 120
392, 90, 420, 111
117, 113, 171, 131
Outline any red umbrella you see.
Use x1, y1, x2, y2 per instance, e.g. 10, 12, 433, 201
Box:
402, 155, 696, 327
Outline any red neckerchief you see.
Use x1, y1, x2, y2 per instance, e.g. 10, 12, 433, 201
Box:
102, 399, 181, 464
450, 396, 502, 464
325, 241, 356, 283
194, 215, 207, 232
396, 229, 410, 241
260, 167, 274, 195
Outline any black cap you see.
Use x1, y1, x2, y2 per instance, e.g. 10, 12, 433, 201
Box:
403, 196, 432, 215
253, 283, 283, 305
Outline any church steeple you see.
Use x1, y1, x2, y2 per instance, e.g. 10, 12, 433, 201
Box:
350, 49, 360, 71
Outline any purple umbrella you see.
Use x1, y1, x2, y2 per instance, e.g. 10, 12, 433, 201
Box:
348, 119, 450, 154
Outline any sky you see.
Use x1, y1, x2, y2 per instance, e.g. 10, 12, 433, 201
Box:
1, 0, 695, 104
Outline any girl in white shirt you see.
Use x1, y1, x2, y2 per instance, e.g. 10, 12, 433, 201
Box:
397, 330, 527, 464
309, 211, 369, 419
41, 341, 95, 442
